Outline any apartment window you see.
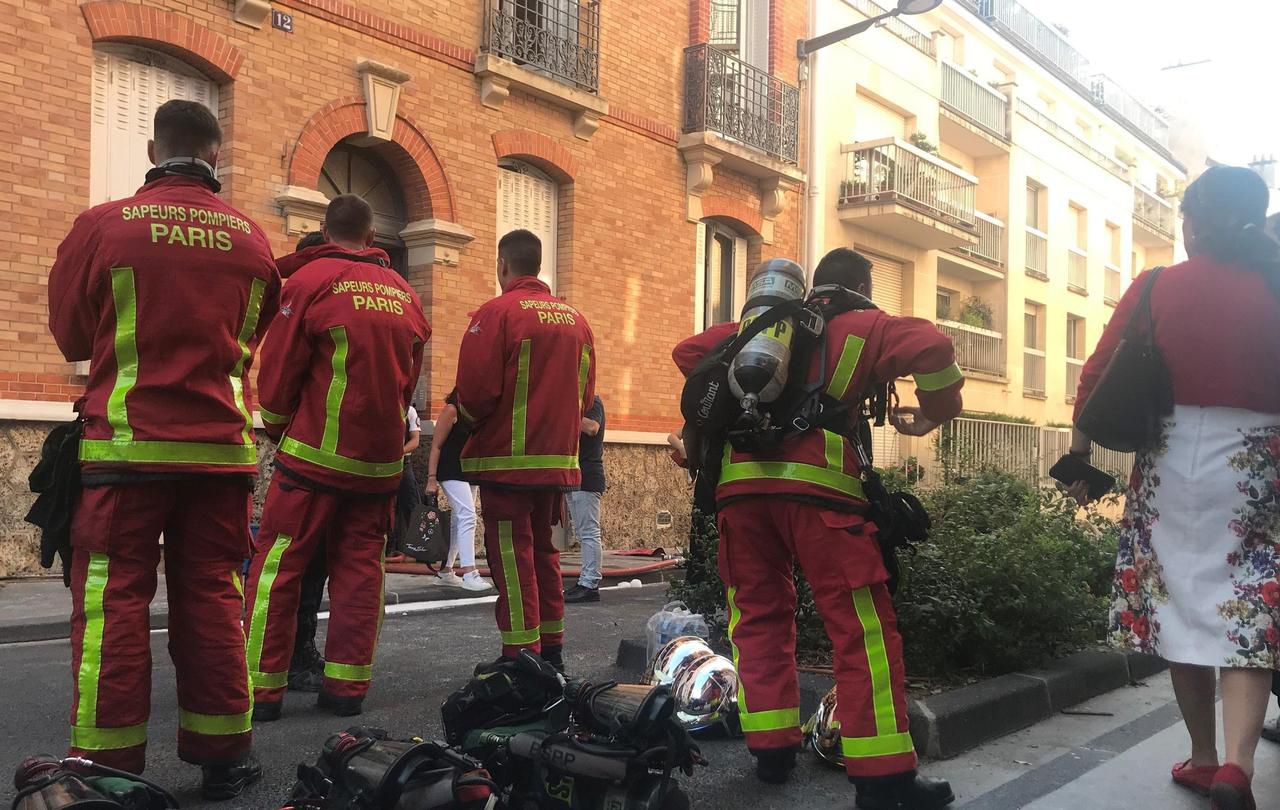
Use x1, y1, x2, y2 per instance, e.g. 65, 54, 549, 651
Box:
1066, 315, 1085, 360
497, 160, 558, 292
936, 289, 954, 321
1132, 250, 1141, 280
1025, 181, 1046, 231
694, 220, 747, 330
1107, 223, 1122, 266
1024, 302, 1044, 350
1069, 204, 1087, 249
1023, 301, 1046, 397
721, 0, 769, 70
91, 47, 219, 205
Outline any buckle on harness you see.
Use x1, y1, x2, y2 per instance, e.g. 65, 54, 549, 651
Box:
792, 415, 811, 432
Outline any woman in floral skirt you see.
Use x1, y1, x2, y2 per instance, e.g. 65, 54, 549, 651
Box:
1070, 166, 1280, 810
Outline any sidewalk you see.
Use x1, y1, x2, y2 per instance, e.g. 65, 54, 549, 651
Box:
0, 549, 676, 644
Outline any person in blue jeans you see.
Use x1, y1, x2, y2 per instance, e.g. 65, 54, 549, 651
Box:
564, 396, 605, 603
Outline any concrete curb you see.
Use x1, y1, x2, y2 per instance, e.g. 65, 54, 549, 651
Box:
615, 639, 1167, 760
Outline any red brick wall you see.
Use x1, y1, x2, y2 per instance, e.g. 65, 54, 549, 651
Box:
0, 0, 806, 433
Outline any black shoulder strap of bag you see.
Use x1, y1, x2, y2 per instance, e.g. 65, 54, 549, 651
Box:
1125, 266, 1164, 344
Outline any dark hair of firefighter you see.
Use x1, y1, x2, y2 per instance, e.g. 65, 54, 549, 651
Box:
152, 99, 222, 159
324, 194, 375, 243
498, 229, 542, 276
1180, 165, 1280, 276
813, 247, 873, 292
295, 231, 326, 252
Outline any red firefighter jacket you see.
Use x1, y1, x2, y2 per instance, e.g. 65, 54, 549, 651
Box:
48, 175, 280, 476
454, 275, 596, 489
257, 245, 430, 494
673, 308, 963, 508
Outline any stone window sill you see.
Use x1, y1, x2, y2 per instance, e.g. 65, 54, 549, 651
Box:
474, 54, 609, 141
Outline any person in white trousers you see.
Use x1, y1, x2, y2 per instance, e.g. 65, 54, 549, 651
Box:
425, 392, 491, 591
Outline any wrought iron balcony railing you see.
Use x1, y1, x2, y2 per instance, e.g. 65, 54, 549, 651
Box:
949, 211, 1005, 268
1134, 186, 1176, 241
683, 43, 800, 164
839, 138, 977, 227
941, 62, 1008, 139
483, 0, 600, 92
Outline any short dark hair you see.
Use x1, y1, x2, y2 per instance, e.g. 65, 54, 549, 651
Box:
295, 231, 326, 252
153, 100, 222, 157
324, 194, 375, 243
813, 247, 873, 291
498, 229, 542, 276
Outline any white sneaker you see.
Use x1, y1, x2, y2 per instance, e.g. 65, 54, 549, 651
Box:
460, 571, 492, 591
436, 571, 465, 588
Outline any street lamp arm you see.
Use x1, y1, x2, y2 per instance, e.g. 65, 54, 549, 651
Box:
796, 10, 897, 60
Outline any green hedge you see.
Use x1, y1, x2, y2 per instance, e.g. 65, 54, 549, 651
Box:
670, 471, 1118, 678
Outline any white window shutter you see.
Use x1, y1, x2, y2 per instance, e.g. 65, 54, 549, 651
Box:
496, 163, 558, 293
741, 0, 770, 71
733, 236, 748, 320
694, 221, 707, 332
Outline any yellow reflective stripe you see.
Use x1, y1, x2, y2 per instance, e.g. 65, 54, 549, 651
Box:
279, 437, 404, 478
79, 439, 256, 466
512, 338, 531, 457
107, 267, 138, 442
502, 627, 542, 646
824, 429, 844, 470
913, 362, 963, 392
246, 534, 292, 682
726, 586, 747, 713
71, 723, 147, 751
498, 521, 527, 638
720, 458, 865, 499
577, 345, 592, 404
853, 587, 900, 737
251, 670, 288, 689
76, 553, 110, 730
232, 278, 267, 443
324, 661, 373, 682
321, 326, 349, 454
827, 335, 866, 399
180, 709, 251, 736
739, 707, 801, 733
542, 618, 565, 635
841, 731, 915, 759
258, 406, 290, 425
461, 454, 580, 473
231, 568, 244, 598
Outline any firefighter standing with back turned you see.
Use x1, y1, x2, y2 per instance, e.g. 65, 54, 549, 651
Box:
46, 100, 279, 800
454, 229, 595, 671
673, 248, 963, 809
244, 194, 430, 721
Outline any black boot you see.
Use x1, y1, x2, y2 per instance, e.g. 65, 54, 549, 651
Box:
754, 746, 797, 785
252, 701, 282, 723
288, 643, 325, 693
201, 753, 263, 801
541, 645, 565, 675
853, 771, 955, 810
318, 690, 364, 717
563, 584, 600, 603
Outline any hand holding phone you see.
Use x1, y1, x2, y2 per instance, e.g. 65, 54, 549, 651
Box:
1049, 453, 1116, 504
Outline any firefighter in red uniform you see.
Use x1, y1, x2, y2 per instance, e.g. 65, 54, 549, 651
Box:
673, 248, 963, 809
243, 194, 430, 721
454, 229, 595, 670
46, 100, 279, 799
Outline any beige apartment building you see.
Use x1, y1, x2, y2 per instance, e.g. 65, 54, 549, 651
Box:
807, 0, 1185, 442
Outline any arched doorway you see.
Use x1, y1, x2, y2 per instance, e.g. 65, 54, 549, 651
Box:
319, 141, 408, 276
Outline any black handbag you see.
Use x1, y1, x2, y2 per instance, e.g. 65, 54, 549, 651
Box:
403, 493, 451, 569
1076, 267, 1173, 452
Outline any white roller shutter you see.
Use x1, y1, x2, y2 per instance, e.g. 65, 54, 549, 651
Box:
865, 252, 904, 315
90, 49, 219, 205
496, 163, 558, 293
693, 221, 707, 332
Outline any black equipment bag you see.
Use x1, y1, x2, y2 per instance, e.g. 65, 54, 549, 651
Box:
24, 417, 83, 586
403, 493, 450, 569
1076, 267, 1173, 452
441, 652, 566, 747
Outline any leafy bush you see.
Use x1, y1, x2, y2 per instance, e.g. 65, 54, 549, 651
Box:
670, 471, 1118, 679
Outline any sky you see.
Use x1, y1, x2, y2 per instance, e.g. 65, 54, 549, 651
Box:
1013, 0, 1277, 171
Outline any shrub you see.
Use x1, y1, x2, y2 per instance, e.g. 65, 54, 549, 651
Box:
671, 470, 1118, 679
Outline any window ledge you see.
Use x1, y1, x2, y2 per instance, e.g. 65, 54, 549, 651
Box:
1022, 391, 1047, 400
1025, 270, 1049, 282
1068, 284, 1089, 296
474, 53, 608, 140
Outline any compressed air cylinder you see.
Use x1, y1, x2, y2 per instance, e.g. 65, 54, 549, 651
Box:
728, 258, 808, 406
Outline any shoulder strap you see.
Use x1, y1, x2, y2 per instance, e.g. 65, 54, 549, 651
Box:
1125, 266, 1164, 343
694, 298, 806, 373
317, 250, 390, 268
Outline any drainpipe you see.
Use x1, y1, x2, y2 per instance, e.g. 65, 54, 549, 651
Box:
803, 0, 822, 279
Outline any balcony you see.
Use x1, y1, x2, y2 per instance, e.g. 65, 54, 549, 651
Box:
940, 320, 1006, 378
1025, 227, 1048, 280
1091, 74, 1171, 149
948, 211, 1005, 270
977, 0, 1090, 90
1065, 358, 1084, 403
1023, 348, 1046, 397
838, 138, 978, 249
1067, 247, 1087, 294
1017, 106, 1128, 181
476, 0, 607, 138
682, 43, 800, 166
1105, 264, 1121, 305
846, 0, 936, 56
1133, 186, 1176, 246
940, 62, 1009, 142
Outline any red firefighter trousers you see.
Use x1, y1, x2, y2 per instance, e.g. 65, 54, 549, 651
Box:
479, 486, 565, 658
717, 498, 918, 779
68, 480, 254, 773
244, 478, 390, 706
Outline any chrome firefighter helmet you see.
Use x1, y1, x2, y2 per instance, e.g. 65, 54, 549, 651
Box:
645, 636, 739, 732
803, 686, 843, 768
644, 636, 714, 687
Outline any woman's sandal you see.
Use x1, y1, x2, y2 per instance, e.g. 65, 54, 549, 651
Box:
1171, 759, 1217, 796
1210, 763, 1256, 810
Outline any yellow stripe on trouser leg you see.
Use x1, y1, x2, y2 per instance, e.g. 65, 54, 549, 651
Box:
72, 553, 149, 752
842, 587, 915, 760
246, 534, 293, 690
726, 586, 747, 713
498, 521, 538, 646
542, 619, 565, 636
728, 587, 801, 733
324, 661, 373, 682
180, 709, 252, 736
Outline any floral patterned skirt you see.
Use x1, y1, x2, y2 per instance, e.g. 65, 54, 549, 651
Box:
1110, 405, 1280, 668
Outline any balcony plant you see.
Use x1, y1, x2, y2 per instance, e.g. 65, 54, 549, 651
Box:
958, 296, 994, 330
908, 131, 939, 155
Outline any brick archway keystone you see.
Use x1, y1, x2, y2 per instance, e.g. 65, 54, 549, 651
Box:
492, 130, 576, 183
82, 2, 244, 81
